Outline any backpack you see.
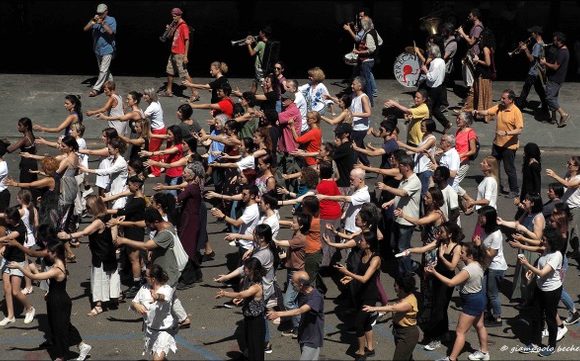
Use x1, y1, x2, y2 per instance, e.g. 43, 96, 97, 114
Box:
468, 130, 480, 161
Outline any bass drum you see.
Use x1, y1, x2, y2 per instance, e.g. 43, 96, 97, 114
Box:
393, 52, 421, 88
344, 52, 358, 66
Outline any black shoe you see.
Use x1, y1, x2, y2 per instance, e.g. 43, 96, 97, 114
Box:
202, 251, 216, 262
124, 285, 140, 298
176, 282, 195, 290
365, 347, 376, 357
281, 328, 297, 337
264, 342, 272, 354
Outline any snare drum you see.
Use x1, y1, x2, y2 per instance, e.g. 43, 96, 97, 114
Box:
393, 52, 421, 88
344, 52, 358, 66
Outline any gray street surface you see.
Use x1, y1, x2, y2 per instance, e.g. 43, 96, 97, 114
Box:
0, 74, 578, 360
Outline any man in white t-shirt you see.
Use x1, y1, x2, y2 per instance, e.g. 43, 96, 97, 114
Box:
210, 185, 260, 250
316, 168, 370, 233
226, 192, 280, 247
430, 134, 460, 190
379, 154, 421, 275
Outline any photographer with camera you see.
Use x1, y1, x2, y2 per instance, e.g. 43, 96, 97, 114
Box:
83, 3, 116, 98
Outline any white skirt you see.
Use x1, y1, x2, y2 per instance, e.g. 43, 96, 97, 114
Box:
90, 264, 121, 302
144, 328, 177, 357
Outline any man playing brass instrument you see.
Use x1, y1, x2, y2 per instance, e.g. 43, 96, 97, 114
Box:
515, 26, 549, 118
245, 27, 271, 93
456, 9, 484, 91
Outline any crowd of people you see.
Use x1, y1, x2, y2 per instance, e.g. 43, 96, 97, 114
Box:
0, 3, 577, 361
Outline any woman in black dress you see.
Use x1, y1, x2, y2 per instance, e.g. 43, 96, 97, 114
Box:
8, 241, 93, 361
335, 230, 381, 360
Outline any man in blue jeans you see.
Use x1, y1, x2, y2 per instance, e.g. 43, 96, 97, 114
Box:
379, 154, 422, 275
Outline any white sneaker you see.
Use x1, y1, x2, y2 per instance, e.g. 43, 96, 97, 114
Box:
0, 317, 15, 326
424, 340, 442, 351
542, 327, 549, 338
228, 240, 237, 247
23, 307, 35, 324
557, 325, 568, 341
435, 357, 450, 361
76, 342, 92, 361
468, 350, 490, 360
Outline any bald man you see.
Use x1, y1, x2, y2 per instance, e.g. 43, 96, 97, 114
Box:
267, 272, 324, 360
317, 168, 371, 233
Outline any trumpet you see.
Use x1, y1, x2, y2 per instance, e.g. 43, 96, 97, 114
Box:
231, 34, 258, 47
508, 37, 532, 57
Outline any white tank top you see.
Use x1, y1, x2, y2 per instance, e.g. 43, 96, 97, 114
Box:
108, 94, 130, 137
350, 93, 370, 131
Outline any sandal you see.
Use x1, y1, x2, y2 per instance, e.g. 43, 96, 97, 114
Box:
66, 255, 77, 263
87, 306, 103, 317
179, 319, 191, 329
158, 91, 174, 97
88, 90, 100, 97
21, 287, 34, 295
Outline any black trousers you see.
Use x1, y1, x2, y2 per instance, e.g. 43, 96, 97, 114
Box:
528, 285, 562, 348
244, 314, 265, 361
393, 325, 419, 360
517, 73, 548, 111
352, 129, 370, 166
492, 144, 519, 194
427, 85, 450, 129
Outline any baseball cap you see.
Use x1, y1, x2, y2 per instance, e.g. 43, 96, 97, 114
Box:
527, 25, 543, 34
171, 8, 183, 16
281, 92, 295, 102
96, 4, 108, 13
334, 123, 353, 136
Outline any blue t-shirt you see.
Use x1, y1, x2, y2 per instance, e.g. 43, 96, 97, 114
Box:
528, 43, 542, 76
92, 16, 116, 56
298, 289, 324, 348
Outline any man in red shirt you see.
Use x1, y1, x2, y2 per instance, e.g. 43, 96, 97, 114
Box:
189, 84, 234, 118
162, 8, 193, 97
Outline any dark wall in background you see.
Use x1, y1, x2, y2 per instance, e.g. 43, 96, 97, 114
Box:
2, 0, 580, 81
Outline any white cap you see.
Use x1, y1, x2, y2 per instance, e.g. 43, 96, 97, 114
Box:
96, 4, 108, 13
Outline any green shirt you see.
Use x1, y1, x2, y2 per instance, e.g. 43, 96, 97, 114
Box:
254, 41, 266, 68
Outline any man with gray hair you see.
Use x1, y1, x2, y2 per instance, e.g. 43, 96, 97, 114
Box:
353, 16, 382, 106
421, 44, 451, 132
428, 134, 461, 190
316, 168, 370, 234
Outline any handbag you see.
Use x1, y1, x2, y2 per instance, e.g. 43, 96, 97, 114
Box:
169, 231, 189, 273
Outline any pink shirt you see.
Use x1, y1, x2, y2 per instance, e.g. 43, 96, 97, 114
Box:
277, 103, 302, 152
455, 128, 477, 163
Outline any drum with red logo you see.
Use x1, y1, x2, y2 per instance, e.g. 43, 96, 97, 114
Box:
393, 52, 421, 88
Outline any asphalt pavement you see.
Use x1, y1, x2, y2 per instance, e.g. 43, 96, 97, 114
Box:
0, 75, 578, 360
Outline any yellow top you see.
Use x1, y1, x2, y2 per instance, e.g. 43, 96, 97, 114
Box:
407, 103, 429, 146
488, 104, 524, 150
393, 293, 418, 327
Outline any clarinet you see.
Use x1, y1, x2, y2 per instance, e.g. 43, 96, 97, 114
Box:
159, 20, 178, 43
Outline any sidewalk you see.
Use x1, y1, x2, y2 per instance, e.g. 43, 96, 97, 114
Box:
0, 74, 577, 150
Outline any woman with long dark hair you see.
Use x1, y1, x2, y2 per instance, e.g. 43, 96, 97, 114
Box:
334, 231, 381, 360
216, 258, 266, 361
8, 241, 92, 361
518, 227, 565, 357
514, 143, 542, 219
401, 221, 463, 351
34, 95, 83, 136
466, 28, 496, 123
